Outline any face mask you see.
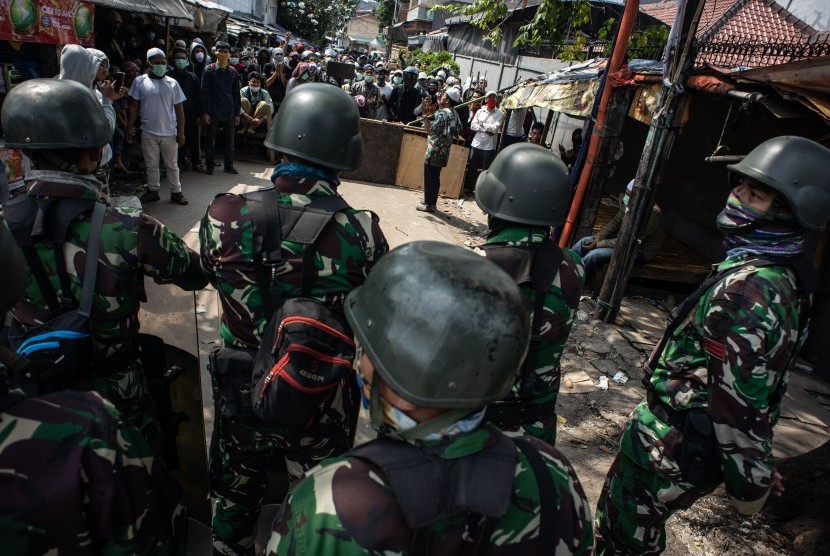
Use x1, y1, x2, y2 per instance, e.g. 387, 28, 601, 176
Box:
151, 64, 167, 77
230, 58, 239, 65
325, 57, 334, 63
393, 76, 403, 84
195, 51, 205, 62
174, 59, 188, 69
216, 52, 230, 66
243, 61, 251, 68
355, 72, 363, 81
485, 98, 497, 109
250, 86, 261, 93
364, 75, 374, 83
716, 189, 769, 235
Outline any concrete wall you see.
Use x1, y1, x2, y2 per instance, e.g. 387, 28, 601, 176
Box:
347, 13, 380, 40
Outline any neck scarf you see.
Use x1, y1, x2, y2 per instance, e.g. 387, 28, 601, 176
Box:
719, 191, 805, 258
270, 162, 339, 187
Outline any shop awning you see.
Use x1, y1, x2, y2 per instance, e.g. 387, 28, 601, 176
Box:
88, 0, 192, 20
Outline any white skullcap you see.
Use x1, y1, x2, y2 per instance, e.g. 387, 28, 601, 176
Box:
146, 47, 166, 61
418, 71, 428, 80
445, 87, 462, 103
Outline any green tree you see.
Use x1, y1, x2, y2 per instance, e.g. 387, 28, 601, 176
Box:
374, 0, 394, 30
278, 0, 358, 44
403, 48, 460, 74
441, 0, 668, 61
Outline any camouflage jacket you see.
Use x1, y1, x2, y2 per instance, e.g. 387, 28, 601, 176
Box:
7, 171, 206, 358
0, 389, 187, 554
631, 255, 809, 508
264, 426, 594, 555
200, 174, 389, 350
481, 228, 585, 404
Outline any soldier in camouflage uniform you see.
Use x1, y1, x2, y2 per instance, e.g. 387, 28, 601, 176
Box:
200, 83, 388, 555
0, 216, 188, 555
594, 136, 830, 555
0, 79, 207, 452
264, 241, 594, 555
475, 143, 584, 445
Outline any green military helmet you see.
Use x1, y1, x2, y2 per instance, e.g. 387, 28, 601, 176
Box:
475, 143, 571, 227
0, 218, 26, 314
1, 78, 110, 150
727, 136, 830, 231
345, 241, 530, 409
264, 83, 363, 171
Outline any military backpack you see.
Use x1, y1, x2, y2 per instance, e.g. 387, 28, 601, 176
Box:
243, 187, 356, 430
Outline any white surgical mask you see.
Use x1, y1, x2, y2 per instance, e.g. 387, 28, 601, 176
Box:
250, 86, 261, 93
195, 52, 205, 62
230, 57, 239, 65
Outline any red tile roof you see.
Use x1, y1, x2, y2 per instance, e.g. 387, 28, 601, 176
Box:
640, 0, 820, 67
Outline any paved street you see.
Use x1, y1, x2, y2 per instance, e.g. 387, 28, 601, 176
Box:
126, 157, 830, 555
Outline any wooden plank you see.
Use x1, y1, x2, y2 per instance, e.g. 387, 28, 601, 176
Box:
395, 132, 468, 199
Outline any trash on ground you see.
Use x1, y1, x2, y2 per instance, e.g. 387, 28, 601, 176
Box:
612, 371, 630, 384
557, 415, 568, 425
598, 375, 609, 390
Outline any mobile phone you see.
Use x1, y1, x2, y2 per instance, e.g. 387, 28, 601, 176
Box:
113, 71, 125, 91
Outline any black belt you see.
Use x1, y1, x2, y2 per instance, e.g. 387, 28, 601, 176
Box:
485, 399, 556, 428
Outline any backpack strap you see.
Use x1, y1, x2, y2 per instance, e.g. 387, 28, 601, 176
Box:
78, 202, 106, 317
513, 437, 556, 556
242, 187, 284, 315
481, 238, 563, 400
521, 239, 563, 399
242, 189, 350, 314
4, 195, 104, 317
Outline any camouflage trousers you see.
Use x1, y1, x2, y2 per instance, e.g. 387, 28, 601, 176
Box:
209, 385, 357, 556
90, 358, 164, 454
594, 403, 719, 555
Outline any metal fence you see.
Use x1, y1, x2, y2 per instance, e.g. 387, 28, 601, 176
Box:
694, 37, 830, 68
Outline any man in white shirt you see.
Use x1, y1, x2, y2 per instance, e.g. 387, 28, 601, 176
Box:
501, 107, 528, 150
375, 67, 394, 121
127, 48, 188, 205
465, 90, 504, 192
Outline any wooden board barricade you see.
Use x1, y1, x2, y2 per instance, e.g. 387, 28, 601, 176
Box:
395, 132, 469, 199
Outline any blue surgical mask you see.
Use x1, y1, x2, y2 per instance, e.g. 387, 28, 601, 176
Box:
229, 57, 239, 65
151, 64, 167, 77
364, 75, 374, 84
393, 76, 403, 84
355, 72, 363, 81
174, 59, 188, 70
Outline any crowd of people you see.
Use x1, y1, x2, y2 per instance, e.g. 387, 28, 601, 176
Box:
1, 29, 829, 556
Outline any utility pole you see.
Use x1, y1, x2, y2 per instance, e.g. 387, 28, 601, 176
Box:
594, 0, 707, 322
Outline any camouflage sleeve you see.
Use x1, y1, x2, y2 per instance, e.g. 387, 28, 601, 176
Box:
88, 394, 188, 554
529, 438, 595, 555
703, 269, 798, 514
135, 209, 208, 290
264, 459, 391, 556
